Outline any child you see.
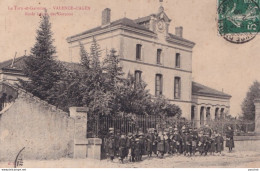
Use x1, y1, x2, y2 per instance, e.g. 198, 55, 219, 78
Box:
191, 128, 198, 156
157, 132, 165, 158
197, 131, 205, 155
215, 133, 222, 155
209, 133, 216, 155
146, 129, 154, 157
119, 134, 127, 163
107, 130, 116, 161
204, 132, 210, 156
134, 138, 141, 162
173, 128, 182, 154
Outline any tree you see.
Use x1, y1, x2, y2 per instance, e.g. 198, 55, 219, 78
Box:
52, 68, 84, 112
80, 37, 112, 117
19, 9, 62, 105
116, 73, 152, 116
79, 41, 90, 70
241, 80, 260, 121
148, 95, 182, 117
102, 48, 124, 114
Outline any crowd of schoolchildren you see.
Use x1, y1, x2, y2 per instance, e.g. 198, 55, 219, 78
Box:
104, 125, 235, 163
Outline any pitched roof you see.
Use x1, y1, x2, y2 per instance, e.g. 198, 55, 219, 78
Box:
134, 14, 154, 23
168, 33, 195, 45
0, 56, 83, 73
0, 56, 27, 71
67, 15, 194, 46
67, 17, 155, 41
192, 81, 231, 99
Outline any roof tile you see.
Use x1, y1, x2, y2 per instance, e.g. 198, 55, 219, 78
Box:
192, 81, 231, 98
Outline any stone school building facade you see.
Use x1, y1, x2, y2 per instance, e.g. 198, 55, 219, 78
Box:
0, 6, 231, 128
66, 7, 231, 126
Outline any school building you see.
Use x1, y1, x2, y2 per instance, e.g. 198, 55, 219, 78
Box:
0, 5, 231, 128
66, 6, 231, 127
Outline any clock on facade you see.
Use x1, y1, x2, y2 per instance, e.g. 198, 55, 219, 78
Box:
157, 20, 165, 32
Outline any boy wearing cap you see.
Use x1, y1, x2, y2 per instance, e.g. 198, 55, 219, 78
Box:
191, 128, 198, 156
107, 129, 116, 161
173, 128, 181, 155
215, 132, 223, 155
114, 131, 121, 157
138, 132, 145, 161
209, 133, 216, 155
186, 128, 193, 156
134, 138, 141, 162
153, 131, 159, 157
204, 132, 210, 156
157, 132, 165, 158
146, 129, 154, 158
197, 131, 205, 155
119, 134, 127, 163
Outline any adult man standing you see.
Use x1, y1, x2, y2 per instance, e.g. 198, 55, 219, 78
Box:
226, 126, 235, 152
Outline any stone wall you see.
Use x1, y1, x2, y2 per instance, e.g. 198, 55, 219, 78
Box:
233, 136, 260, 151
0, 88, 75, 162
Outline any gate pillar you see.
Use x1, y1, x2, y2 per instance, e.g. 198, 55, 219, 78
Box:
70, 107, 102, 160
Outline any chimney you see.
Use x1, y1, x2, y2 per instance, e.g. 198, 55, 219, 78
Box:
175, 26, 183, 38
102, 8, 111, 26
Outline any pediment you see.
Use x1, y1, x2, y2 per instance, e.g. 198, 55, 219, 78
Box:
156, 11, 171, 23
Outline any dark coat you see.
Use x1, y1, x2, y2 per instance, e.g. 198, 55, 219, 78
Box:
210, 137, 216, 152
153, 135, 159, 153
119, 137, 127, 158
157, 136, 165, 153
226, 130, 235, 148
146, 134, 154, 152
107, 136, 115, 157
215, 135, 223, 152
191, 131, 198, 147
139, 137, 146, 155
198, 136, 205, 152
134, 142, 141, 156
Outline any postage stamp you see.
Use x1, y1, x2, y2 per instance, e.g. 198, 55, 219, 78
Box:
217, 0, 260, 43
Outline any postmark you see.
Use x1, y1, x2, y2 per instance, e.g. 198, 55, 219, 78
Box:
217, 0, 260, 43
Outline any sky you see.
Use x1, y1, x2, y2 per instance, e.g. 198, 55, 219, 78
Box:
0, 0, 260, 117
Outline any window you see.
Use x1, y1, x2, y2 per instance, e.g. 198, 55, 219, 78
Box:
155, 74, 163, 96
157, 49, 162, 64
191, 106, 195, 121
175, 53, 180, 68
136, 44, 142, 60
174, 77, 181, 99
135, 70, 142, 84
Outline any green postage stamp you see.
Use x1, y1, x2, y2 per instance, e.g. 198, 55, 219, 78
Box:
218, 0, 260, 43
